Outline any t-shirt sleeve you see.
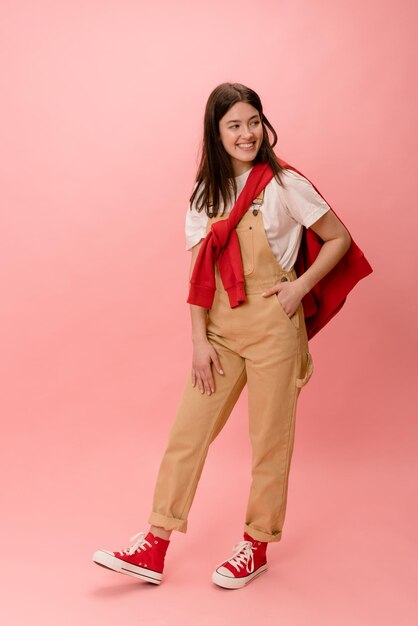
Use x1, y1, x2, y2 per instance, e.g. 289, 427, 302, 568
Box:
280, 169, 331, 228
185, 187, 208, 250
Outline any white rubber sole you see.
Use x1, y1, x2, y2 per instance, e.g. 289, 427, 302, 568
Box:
212, 563, 268, 589
92, 550, 162, 585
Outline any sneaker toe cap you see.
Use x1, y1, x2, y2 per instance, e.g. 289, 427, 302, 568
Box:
216, 566, 234, 578
92, 549, 117, 568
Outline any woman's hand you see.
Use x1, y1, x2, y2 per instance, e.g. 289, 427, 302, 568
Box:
261, 212, 352, 315
261, 278, 307, 317
192, 337, 224, 395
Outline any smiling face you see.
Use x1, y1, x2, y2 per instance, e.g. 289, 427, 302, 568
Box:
218, 101, 264, 177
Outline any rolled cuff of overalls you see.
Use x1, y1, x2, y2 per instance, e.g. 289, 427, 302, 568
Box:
148, 511, 188, 533
244, 524, 282, 543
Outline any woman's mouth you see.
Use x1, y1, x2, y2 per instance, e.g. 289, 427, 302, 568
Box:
237, 142, 256, 151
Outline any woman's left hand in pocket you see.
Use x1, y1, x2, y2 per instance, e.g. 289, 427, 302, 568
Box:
261, 278, 306, 317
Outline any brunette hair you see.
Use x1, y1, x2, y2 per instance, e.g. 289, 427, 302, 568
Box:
189, 82, 286, 217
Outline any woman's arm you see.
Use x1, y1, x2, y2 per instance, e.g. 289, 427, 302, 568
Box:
262, 211, 352, 316
296, 210, 352, 296
188, 240, 224, 395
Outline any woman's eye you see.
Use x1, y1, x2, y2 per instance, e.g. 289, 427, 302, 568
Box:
229, 120, 259, 129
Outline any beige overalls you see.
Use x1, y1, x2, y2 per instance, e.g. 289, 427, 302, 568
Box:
148, 195, 314, 543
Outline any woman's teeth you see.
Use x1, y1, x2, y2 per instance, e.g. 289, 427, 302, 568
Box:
238, 142, 255, 150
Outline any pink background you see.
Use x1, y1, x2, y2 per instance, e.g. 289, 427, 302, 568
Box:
1, 0, 417, 624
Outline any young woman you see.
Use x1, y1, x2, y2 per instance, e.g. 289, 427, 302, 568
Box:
93, 83, 371, 589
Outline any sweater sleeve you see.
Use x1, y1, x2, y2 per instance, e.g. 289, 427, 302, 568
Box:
280, 169, 331, 228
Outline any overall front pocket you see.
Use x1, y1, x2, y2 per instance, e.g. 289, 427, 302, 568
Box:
235, 226, 254, 275
273, 293, 301, 331
296, 351, 314, 388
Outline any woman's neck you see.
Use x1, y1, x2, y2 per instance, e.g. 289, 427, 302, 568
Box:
230, 160, 254, 178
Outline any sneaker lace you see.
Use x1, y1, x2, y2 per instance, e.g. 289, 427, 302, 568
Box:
219, 540, 256, 574
120, 531, 152, 556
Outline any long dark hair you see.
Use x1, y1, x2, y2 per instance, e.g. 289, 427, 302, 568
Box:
189, 82, 286, 217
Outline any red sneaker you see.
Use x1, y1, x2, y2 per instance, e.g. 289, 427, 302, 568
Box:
212, 532, 268, 589
92, 531, 170, 585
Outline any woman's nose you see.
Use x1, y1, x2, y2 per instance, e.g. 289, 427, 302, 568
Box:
241, 127, 254, 138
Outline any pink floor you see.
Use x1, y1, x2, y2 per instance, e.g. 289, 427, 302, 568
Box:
2, 345, 416, 625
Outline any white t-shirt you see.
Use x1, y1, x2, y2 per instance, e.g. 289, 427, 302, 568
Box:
185, 167, 331, 271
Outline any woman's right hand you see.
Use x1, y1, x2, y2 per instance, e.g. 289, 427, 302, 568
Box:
192, 337, 224, 395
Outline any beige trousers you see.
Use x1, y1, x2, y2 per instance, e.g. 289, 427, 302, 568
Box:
148, 208, 313, 543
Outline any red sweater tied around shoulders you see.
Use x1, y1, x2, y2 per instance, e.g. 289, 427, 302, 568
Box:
187, 159, 373, 340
